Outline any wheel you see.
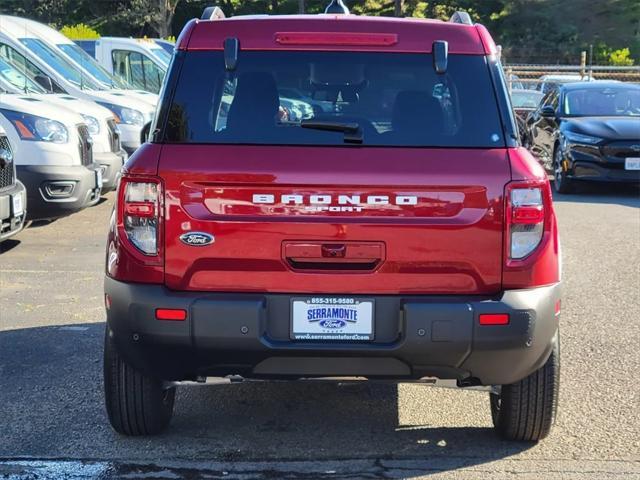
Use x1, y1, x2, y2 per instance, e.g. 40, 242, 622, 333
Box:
553, 147, 574, 194
103, 327, 175, 435
490, 338, 560, 442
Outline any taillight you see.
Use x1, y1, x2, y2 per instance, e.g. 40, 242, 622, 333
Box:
119, 177, 161, 256
506, 185, 545, 260
503, 148, 560, 289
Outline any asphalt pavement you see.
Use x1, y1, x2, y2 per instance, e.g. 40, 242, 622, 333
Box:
0, 184, 639, 479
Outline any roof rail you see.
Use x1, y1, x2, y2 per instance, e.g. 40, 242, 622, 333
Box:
449, 11, 473, 26
201, 6, 226, 20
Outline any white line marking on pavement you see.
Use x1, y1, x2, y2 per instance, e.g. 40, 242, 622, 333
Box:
0, 269, 98, 274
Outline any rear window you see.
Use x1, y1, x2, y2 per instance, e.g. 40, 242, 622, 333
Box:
163, 51, 505, 148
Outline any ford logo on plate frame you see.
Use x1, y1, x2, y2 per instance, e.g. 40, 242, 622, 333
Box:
180, 232, 215, 246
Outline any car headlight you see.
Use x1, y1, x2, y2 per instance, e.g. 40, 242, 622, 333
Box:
0, 109, 69, 144
96, 102, 144, 126
81, 114, 101, 135
563, 131, 601, 145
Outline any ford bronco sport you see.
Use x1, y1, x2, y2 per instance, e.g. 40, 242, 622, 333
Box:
104, 6, 561, 441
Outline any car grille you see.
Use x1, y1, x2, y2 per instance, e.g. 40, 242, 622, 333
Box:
602, 141, 640, 159
77, 125, 93, 166
0, 135, 15, 191
106, 119, 121, 153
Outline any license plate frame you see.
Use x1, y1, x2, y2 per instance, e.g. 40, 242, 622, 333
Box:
96, 168, 103, 189
625, 158, 640, 171
12, 193, 23, 217
290, 297, 374, 342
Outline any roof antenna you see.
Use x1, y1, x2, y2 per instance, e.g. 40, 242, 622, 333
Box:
324, 0, 350, 14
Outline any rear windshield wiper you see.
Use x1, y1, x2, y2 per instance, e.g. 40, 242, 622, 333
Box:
300, 120, 363, 144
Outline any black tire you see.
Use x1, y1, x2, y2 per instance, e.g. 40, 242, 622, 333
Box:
103, 327, 175, 435
490, 338, 560, 442
553, 147, 574, 194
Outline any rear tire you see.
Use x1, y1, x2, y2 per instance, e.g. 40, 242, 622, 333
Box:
553, 148, 574, 194
103, 327, 175, 435
490, 338, 560, 442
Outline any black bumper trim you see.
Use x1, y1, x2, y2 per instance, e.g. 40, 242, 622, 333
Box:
17, 164, 102, 221
105, 277, 561, 385
0, 180, 27, 241
568, 153, 640, 183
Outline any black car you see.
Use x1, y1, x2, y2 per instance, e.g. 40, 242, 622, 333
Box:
525, 82, 640, 193
510, 89, 544, 145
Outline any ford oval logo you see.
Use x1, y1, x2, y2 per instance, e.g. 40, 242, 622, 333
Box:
319, 319, 347, 329
180, 232, 214, 246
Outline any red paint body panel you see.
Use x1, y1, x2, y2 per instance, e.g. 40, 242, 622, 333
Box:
109, 16, 561, 298
158, 145, 510, 294
122, 143, 161, 176
184, 16, 486, 54
474, 24, 498, 57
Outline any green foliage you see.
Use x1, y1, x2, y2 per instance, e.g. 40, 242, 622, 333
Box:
59, 23, 100, 39
595, 43, 636, 66
609, 48, 634, 66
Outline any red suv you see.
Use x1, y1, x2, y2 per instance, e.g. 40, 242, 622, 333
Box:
104, 7, 561, 441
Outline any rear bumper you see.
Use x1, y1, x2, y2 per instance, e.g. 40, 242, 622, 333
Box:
571, 162, 640, 183
0, 180, 27, 242
567, 150, 640, 183
105, 277, 561, 386
93, 150, 126, 192
17, 164, 102, 221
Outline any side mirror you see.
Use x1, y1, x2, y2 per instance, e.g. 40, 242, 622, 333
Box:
34, 75, 54, 93
140, 121, 152, 144
540, 105, 556, 118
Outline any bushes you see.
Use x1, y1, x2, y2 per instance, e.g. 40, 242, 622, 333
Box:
60, 24, 100, 40
609, 48, 635, 66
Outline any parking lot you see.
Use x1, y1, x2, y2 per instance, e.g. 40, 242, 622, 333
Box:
0, 184, 638, 479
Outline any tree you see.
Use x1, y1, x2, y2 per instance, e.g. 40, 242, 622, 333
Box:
394, 0, 402, 17
121, 0, 181, 37
150, 0, 181, 38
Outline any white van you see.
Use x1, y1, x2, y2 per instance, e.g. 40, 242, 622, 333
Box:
0, 16, 159, 106
0, 59, 126, 191
75, 37, 170, 93
0, 123, 27, 241
0, 18, 156, 154
0, 93, 102, 221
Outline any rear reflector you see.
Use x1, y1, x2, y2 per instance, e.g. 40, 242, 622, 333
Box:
124, 202, 156, 217
479, 313, 509, 325
155, 308, 187, 321
275, 32, 398, 46
512, 205, 544, 224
